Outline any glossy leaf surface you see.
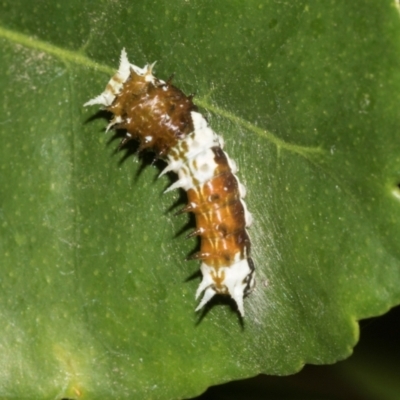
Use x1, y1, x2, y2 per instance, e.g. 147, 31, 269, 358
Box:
1, 1, 400, 399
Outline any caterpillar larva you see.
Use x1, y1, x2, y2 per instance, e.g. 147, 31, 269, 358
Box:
84, 49, 255, 316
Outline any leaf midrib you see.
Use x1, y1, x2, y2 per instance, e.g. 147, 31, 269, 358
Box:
0, 24, 326, 160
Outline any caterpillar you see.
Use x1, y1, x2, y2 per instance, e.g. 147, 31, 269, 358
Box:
84, 49, 255, 316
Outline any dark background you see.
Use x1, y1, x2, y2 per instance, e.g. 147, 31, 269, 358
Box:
194, 306, 400, 400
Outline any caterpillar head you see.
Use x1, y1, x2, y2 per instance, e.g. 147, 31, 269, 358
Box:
195, 258, 255, 316
84, 49, 197, 157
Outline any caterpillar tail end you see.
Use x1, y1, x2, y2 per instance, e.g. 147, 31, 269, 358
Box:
195, 285, 245, 317
195, 261, 252, 317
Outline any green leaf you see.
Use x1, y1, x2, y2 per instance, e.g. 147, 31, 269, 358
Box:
1, 0, 400, 399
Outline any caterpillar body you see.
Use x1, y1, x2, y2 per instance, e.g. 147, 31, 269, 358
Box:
84, 49, 255, 316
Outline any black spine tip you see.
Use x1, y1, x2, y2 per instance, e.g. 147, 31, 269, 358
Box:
167, 73, 175, 85
174, 204, 194, 216
185, 228, 204, 239
118, 135, 130, 149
